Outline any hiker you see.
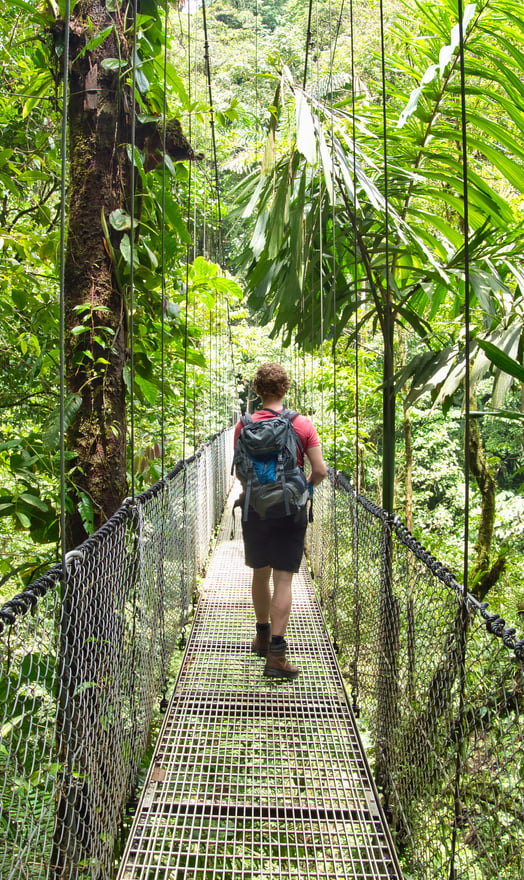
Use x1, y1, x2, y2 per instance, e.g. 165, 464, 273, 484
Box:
233, 363, 327, 680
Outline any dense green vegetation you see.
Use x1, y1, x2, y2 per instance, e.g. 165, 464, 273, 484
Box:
0, 0, 523, 626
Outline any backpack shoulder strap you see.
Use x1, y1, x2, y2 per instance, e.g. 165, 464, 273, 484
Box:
240, 413, 253, 426
281, 409, 304, 458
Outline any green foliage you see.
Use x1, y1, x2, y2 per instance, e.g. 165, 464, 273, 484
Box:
0, 1, 247, 580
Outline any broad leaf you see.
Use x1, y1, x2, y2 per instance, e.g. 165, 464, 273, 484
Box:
477, 339, 524, 383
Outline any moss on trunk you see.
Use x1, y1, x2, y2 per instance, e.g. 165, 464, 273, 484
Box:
63, 2, 129, 548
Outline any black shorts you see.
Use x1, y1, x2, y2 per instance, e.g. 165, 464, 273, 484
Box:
241, 507, 308, 573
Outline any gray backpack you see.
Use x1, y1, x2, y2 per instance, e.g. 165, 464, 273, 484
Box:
233, 409, 310, 521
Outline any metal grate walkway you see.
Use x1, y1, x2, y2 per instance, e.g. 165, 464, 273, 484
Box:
118, 490, 402, 879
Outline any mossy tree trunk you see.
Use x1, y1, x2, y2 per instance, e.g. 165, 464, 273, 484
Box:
63, 2, 131, 549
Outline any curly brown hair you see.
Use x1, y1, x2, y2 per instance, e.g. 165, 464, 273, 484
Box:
252, 363, 290, 401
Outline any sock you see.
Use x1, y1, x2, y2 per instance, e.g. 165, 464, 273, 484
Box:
270, 635, 286, 652
256, 622, 270, 633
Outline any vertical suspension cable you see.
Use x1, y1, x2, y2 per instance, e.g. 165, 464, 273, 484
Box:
255, 0, 259, 162
202, 0, 223, 264
325, 0, 341, 654
312, 0, 325, 445
189, 0, 198, 449
129, 0, 138, 501
182, 0, 193, 462
55, 10, 73, 863
303, 0, 314, 89
450, 2, 471, 875
59, 1, 71, 566
350, 13, 360, 496
160, 0, 170, 480
158, 0, 171, 712
126, 0, 142, 811
349, 0, 361, 714
202, 0, 225, 434
379, 0, 394, 513
375, 1, 398, 822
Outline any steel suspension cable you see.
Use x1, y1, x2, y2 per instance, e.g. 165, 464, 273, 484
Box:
255, 0, 259, 161
201, 0, 235, 431
189, 0, 198, 449
313, 0, 325, 446
201, 0, 223, 265
450, 1, 472, 875
182, 0, 193, 462
160, 0, 171, 481
328, 0, 346, 84
59, 1, 71, 569
303, 0, 314, 90
158, 0, 172, 712
350, 27, 360, 496
327, 0, 342, 657
57, 10, 72, 852
127, 0, 141, 808
129, 0, 139, 501
349, 0, 361, 715
379, 0, 394, 514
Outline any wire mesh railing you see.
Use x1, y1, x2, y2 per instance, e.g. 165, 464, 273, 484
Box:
0, 427, 234, 880
309, 473, 524, 880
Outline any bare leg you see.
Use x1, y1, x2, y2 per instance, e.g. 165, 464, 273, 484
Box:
270, 569, 294, 636
251, 565, 271, 623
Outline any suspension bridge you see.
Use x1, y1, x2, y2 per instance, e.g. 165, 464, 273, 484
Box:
1, 429, 523, 879
1, 0, 524, 877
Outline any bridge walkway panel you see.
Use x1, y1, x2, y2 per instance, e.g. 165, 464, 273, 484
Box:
118, 491, 402, 879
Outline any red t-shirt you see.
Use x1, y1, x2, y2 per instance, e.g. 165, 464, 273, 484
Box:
234, 408, 320, 468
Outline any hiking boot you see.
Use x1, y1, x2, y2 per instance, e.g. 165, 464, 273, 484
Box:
251, 632, 270, 657
251, 625, 271, 657
263, 644, 300, 680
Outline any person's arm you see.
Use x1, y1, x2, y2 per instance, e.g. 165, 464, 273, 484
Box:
306, 445, 328, 487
